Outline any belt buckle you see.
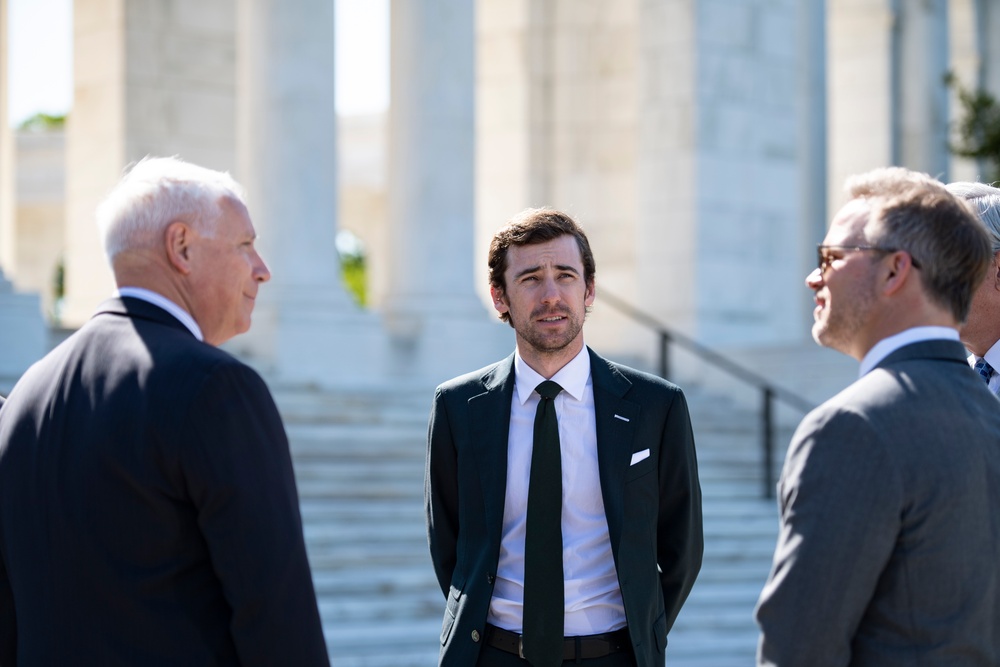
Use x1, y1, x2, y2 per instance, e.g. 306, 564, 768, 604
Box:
518, 636, 525, 659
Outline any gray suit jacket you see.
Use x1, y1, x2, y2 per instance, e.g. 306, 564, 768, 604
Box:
755, 339, 1000, 666
426, 348, 703, 667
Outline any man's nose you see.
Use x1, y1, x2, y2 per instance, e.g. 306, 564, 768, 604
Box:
254, 252, 272, 283
540, 277, 560, 302
805, 267, 823, 289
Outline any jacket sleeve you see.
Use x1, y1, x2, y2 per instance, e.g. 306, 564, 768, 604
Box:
754, 410, 899, 667
656, 388, 704, 633
185, 363, 330, 667
426, 386, 460, 598
0, 543, 15, 667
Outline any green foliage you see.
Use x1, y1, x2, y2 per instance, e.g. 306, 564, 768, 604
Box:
341, 253, 367, 307
18, 112, 67, 131
53, 259, 65, 300
946, 72, 1000, 183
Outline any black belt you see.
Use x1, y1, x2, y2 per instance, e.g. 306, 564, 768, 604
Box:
484, 624, 631, 660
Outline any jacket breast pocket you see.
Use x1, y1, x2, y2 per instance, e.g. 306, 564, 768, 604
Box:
440, 585, 462, 645
625, 450, 656, 482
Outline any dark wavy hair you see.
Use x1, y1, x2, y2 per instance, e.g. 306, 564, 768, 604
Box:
487, 208, 596, 324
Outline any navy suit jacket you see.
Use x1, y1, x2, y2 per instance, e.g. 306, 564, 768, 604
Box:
426, 348, 703, 667
0, 297, 329, 666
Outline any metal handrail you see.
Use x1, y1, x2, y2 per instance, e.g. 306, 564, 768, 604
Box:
598, 290, 815, 499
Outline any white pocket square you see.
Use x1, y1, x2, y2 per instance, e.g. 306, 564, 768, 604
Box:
630, 449, 650, 466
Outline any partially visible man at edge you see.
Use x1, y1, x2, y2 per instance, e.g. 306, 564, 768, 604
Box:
0, 156, 330, 666
755, 167, 1000, 666
946, 181, 1000, 394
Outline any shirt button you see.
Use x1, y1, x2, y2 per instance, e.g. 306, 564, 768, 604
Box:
471, 629, 481, 643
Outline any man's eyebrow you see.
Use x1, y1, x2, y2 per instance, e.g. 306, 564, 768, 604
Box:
513, 265, 542, 280
513, 264, 581, 280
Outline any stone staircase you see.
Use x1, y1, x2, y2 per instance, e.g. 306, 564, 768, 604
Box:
274, 381, 801, 667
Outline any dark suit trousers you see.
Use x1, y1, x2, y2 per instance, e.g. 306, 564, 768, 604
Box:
475, 643, 637, 667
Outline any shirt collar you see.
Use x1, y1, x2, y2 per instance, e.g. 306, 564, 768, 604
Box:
858, 325, 959, 377
513, 344, 591, 405
968, 336, 1000, 369
115, 286, 204, 342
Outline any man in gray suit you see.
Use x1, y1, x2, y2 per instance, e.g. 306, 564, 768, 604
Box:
755, 167, 1000, 666
946, 182, 1000, 393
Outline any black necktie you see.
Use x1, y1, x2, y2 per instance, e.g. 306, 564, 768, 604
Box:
522, 380, 564, 667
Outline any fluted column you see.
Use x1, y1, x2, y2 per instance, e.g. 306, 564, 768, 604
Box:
234, 0, 388, 387
383, 0, 509, 381
894, 0, 950, 178
798, 0, 827, 330
62, 0, 240, 326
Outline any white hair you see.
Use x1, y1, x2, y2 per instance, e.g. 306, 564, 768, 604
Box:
96, 156, 247, 261
946, 181, 1000, 252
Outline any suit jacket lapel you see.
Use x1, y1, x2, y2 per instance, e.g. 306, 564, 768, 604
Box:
589, 348, 639, 553
469, 354, 516, 553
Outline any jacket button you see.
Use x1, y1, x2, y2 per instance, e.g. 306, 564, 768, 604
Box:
471, 629, 481, 642
487, 573, 495, 584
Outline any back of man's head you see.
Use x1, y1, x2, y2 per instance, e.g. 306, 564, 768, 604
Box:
946, 182, 1000, 252
96, 156, 246, 263
847, 167, 992, 323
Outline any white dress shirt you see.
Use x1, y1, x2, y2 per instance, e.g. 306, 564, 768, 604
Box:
967, 337, 1000, 395
858, 326, 959, 377
115, 287, 203, 341
487, 344, 627, 635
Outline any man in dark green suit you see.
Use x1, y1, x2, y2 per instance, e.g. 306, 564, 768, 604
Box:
426, 209, 703, 667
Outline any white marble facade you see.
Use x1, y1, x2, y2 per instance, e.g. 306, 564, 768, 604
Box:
3, 0, 1000, 386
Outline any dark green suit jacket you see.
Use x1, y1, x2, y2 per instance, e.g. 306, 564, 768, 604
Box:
425, 347, 703, 666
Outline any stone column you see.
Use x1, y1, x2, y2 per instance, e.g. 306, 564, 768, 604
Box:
0, 0, 45, 383
233, 0, 389, 387
798, 0, 827, 308
828, 0, 895, 209
383, 0, 509, 381
893, 0, 950, 178
62, 0, 239, 326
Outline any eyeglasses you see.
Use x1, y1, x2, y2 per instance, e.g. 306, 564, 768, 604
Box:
816, 244, 922, 274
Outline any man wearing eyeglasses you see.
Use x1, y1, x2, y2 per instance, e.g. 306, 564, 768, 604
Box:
755, 167, 1000, 666
946, 182, 1000, 395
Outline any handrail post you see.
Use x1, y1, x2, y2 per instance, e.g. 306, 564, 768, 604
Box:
659, 331, 671, 381
762, 387, 775, 499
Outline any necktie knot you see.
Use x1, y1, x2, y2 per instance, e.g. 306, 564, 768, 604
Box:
536, 380, 563, 401
975, 357, 995, 385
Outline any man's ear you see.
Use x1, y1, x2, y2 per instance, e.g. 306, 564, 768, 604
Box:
881, 251, 917, 296
165, 222, 194, 275
585, 280, 596, 306
490, 284, 509, 315
990, 251, 1000, 291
